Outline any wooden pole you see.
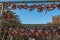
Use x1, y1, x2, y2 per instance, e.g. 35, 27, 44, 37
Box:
7, 34, 10, 40
10, 35, 13, 40
2, 32, 5, 40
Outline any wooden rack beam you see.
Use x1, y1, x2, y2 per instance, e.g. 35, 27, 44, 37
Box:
0, 1, 60, 3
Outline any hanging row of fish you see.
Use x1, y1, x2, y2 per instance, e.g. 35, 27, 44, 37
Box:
3, 2, 60, 12
3, 26, 60, 38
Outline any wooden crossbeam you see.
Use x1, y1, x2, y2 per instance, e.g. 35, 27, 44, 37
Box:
0, 0, 60, 3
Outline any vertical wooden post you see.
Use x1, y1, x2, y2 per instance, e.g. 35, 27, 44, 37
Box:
1, 2, 4, 40
2, 32, 5, 40
10, 35, 13, 40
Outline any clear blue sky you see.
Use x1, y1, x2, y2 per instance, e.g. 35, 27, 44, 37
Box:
0, 0, 60, 24
11, 2, 60, 24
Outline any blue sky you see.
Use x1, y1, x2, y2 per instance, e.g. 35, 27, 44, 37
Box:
11, 2, 60, 24
0, 0, 60, 24
12, 8, 60, 24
